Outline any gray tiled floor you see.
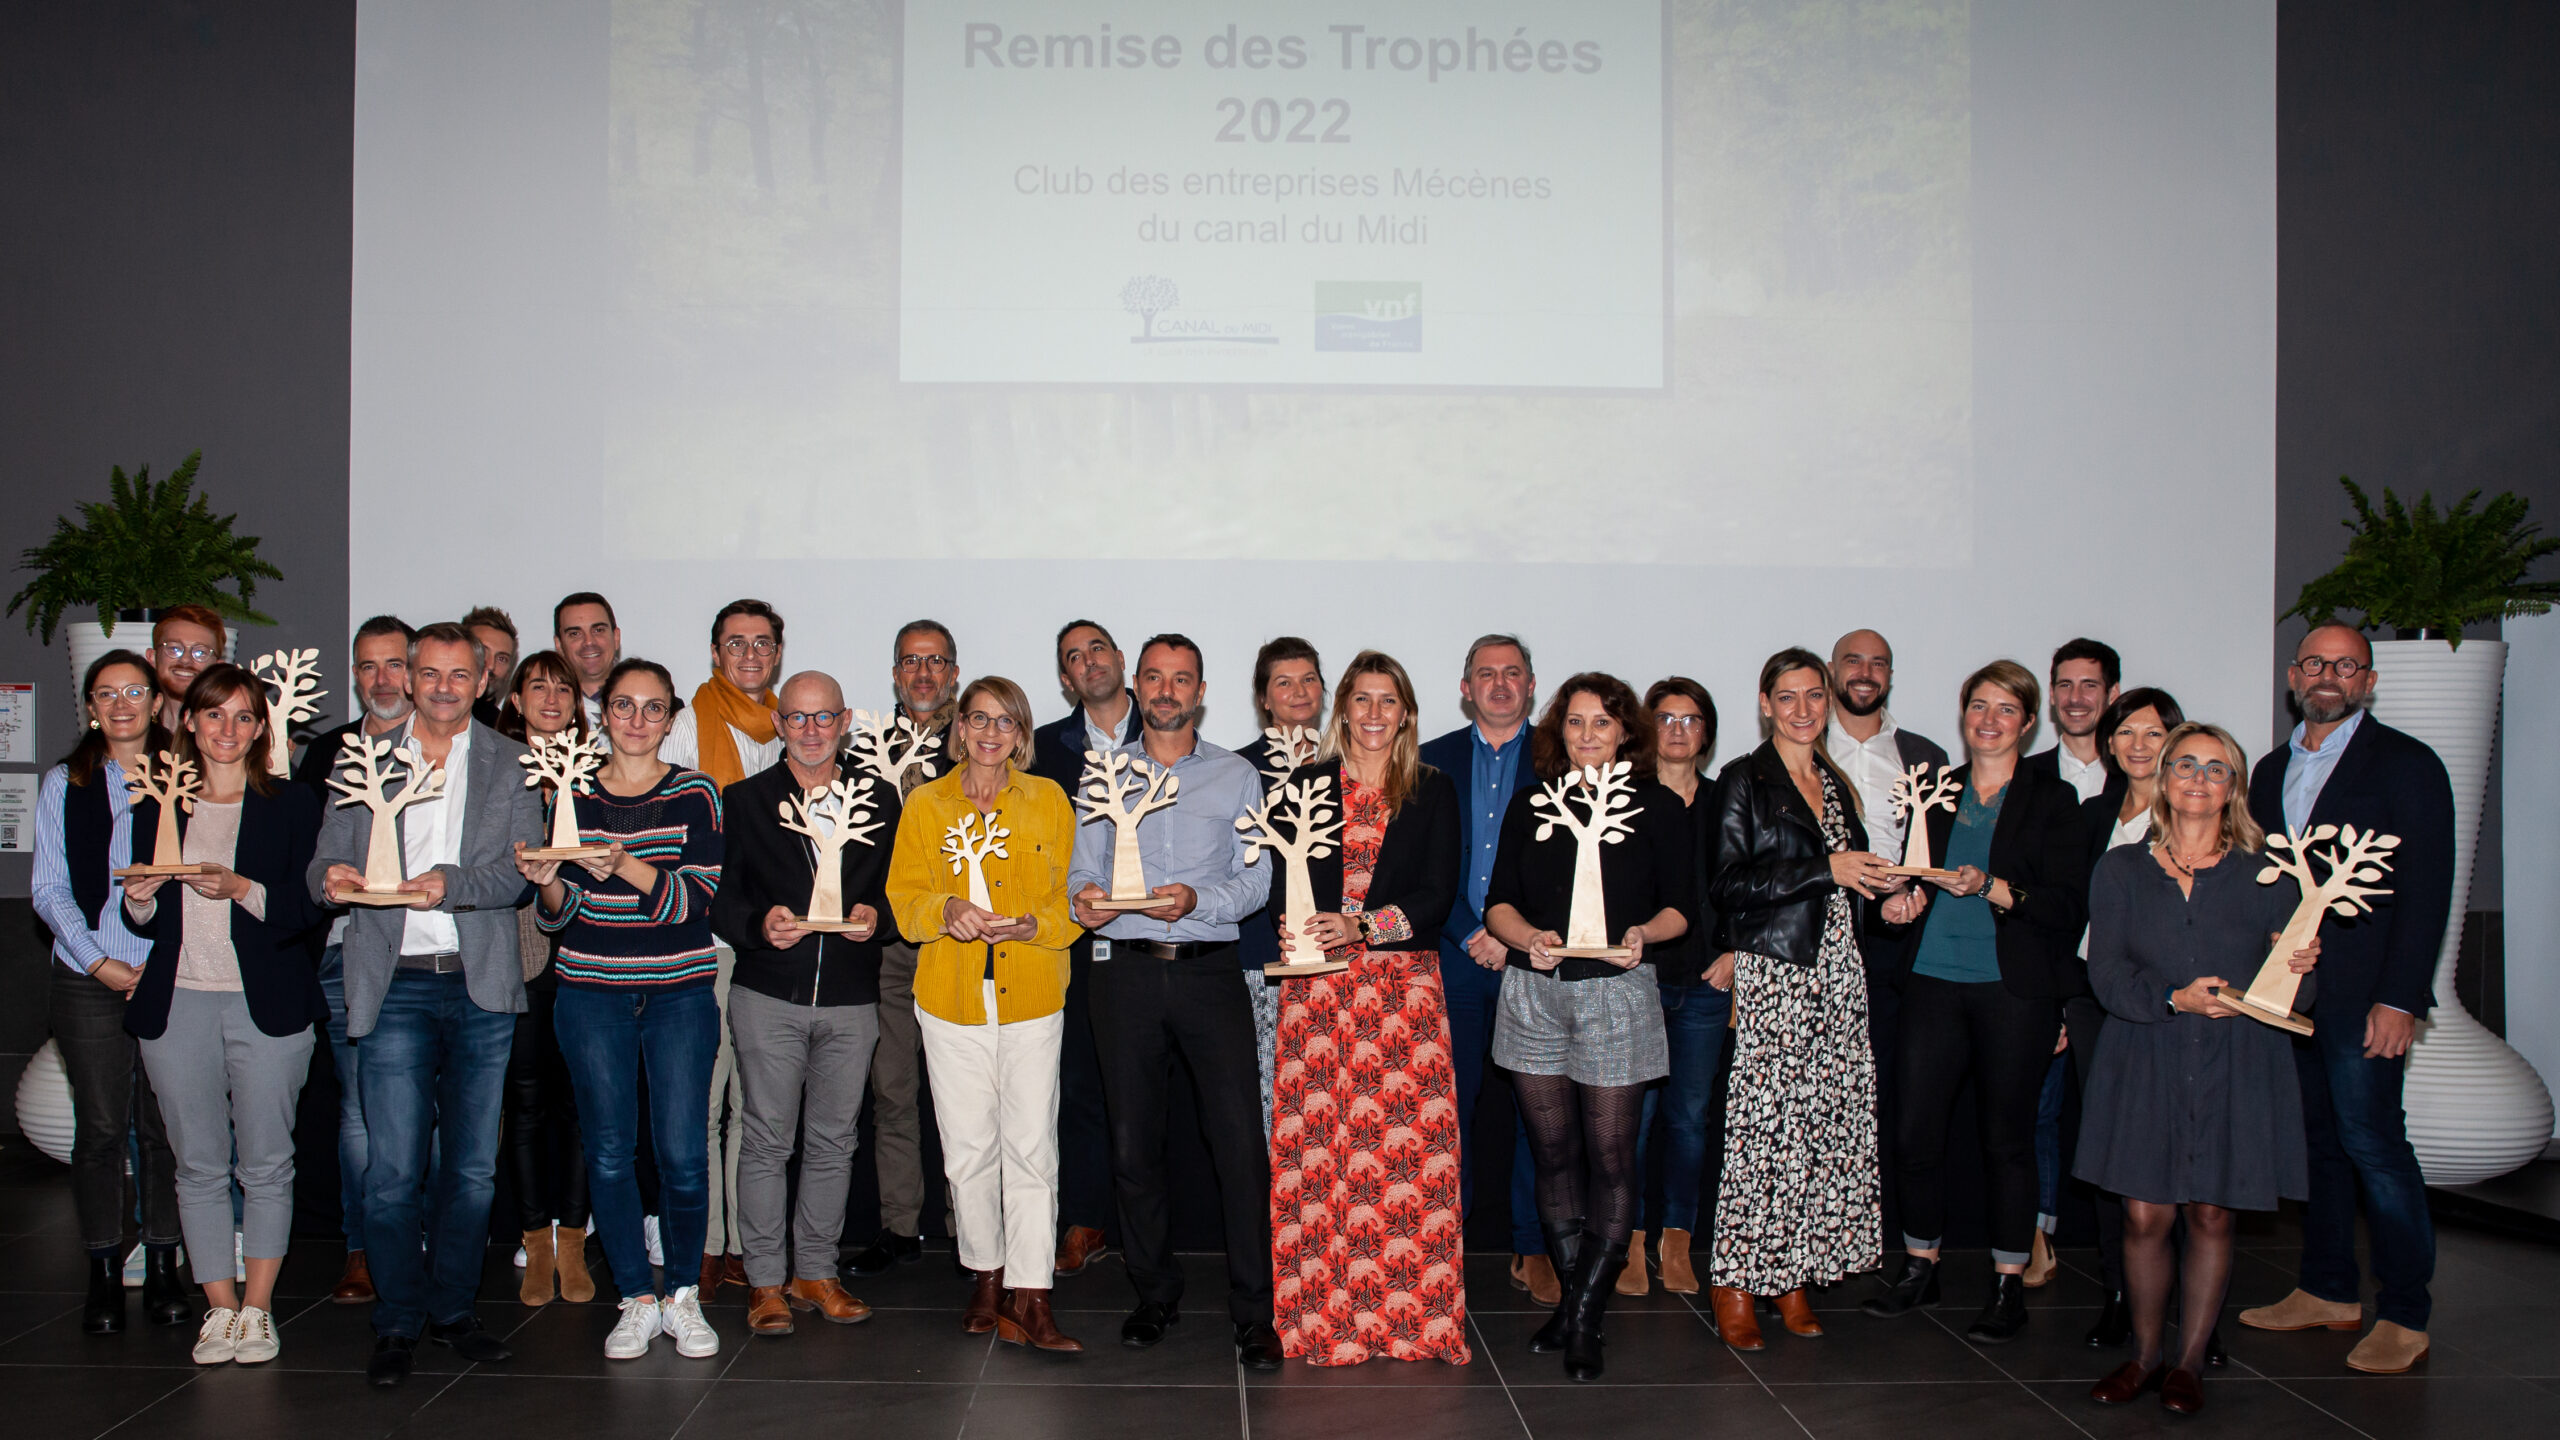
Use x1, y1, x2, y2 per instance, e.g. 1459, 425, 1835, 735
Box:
1, 1146, 2551, 1438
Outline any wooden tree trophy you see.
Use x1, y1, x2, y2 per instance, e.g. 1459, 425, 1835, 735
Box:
942, 812, 1010, 914
1077, 749, 1181, 911
325, 734, 448, 907
776, 775, 885, 933
113, 751, 213, 879
1256, 724, 1321, 780
846, 709, 942, 790
1531, 760, 1644, 960
1237, 772, 1345, 976
250, 647, 324, 778
1883, 762, 1962, 878
518, 731, 612, 862
2219, 824, 2398, 1036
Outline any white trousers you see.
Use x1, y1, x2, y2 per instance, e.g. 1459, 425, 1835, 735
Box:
917, 980, 1064, 1288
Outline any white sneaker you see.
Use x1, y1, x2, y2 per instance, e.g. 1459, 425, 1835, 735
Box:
192, 1307, 241, 1365
513, 1246, 528, 1269
605, 1295, 662, 1360
643, 1215, 664, 1269
231, 1306, 279, 1364
660, 1285, 719, 1359
121, 1242, 147, 1288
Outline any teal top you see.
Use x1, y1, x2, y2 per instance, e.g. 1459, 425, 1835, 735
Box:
1911, 781, 2006, 985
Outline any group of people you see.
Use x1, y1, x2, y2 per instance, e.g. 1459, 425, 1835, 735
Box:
30, 597, 2455, 1409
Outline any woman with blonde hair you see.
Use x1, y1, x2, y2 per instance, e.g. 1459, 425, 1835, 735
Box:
1264, 651, 1468, 1366
886, 676, 1084, 1351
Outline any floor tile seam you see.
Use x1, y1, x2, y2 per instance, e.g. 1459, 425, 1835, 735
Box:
0, 1297, 81, 1346
85, 1365, 207, 1440
1917, 1306, 2100, 1440
1459, 1310, 1536, 1439
2227, 1361, 2382, 1440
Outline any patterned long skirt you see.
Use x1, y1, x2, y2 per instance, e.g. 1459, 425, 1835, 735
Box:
1270, 948, 1472, 1365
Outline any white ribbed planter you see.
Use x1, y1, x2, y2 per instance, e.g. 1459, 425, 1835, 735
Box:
2369, 637, 2556, 1185
13, 1039, 76, 1165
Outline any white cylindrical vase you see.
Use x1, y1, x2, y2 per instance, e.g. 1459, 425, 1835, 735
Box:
2369, 637, 2556, 1185
13, 1039, 76, 1165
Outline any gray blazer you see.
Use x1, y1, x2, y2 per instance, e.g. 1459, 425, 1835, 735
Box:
307, 717, 543, 1036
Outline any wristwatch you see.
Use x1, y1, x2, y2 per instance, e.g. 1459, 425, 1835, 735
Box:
2164, 986, 2180, 1019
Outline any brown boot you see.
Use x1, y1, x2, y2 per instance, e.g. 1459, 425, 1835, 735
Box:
520, 1228, 557, 1307
1657, 1229, 1699, 1294
963, 1267, 1006, 1335
1709, 1285, 1765, 1351
2023, 1229, 2058, 1289
555, 1228, 596, 1303
1513, 1253, 1562, 1306
723, 1253, 749, 1290
699, 1252, 727, 1297
330, 1249, 375, 1305
749, 1284, 796, 1335
1772, 1288, 1824, 1338
1617, 1230, 1651, 1296
1054, 1225, 1110, 1276
995, 1288, 1084, 1353
785, 1276, 873, 1324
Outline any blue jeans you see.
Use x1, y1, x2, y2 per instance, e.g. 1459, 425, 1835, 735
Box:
1639, 981, 1732, 1233
555, 982, 719, 1300
2295, 1026, 2435, 1330
359, 970, 515, 1337
1442, 945, 1546, 1254
318, 947, 367, 1246
2032, 1052, 2068, 1222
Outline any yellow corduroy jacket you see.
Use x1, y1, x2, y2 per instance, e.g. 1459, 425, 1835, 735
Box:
885, 765, 1081, 1026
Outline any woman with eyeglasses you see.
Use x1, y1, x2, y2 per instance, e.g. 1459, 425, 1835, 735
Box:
32, 650, 192, 1334
884, 677, 1084, 1350
517, 659, 726, 1362
2077, 724, 2318, 1416
496, 652, 597, 1306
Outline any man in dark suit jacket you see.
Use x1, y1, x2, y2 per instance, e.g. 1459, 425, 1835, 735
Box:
2019, 638, 2119, 801
1026, 620, 1139, 1277
2237, 624, 2454, 1375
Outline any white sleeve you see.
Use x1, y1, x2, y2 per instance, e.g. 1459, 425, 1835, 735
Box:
658, 708, 699, 768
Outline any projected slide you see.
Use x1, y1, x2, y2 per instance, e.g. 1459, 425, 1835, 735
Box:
898, 2, 1665, 388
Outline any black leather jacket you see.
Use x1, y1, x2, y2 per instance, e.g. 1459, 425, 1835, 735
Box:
1709, 743, 1874, 966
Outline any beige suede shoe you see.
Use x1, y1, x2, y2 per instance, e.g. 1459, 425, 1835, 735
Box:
1617, 1230, 1651, 1296
1512, 1253, 1561, 1306
2346, 1320, 2429, 1373
2237, 1288, 2363, 1332
2023, 1230, 2058, 1288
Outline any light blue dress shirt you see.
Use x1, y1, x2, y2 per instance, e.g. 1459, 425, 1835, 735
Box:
1067, 735, 1272, 943
1466, 726, 1529, 926
2282, 709, 2365, 836
31, 760, 154, 974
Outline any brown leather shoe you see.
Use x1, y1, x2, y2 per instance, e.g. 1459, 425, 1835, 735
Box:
1513, 1253, 1562, 1307
2159, 1366, 2205, 1415
2089, 1360, 2161, 1405
1054, 1225, 1110, 1276
555, 1229, 596, 1303
748, 1284, 796, 1335
1709, 1285, 1765, 1351
1772, 1288, 1824, 1338
963, 1268, 1005, 1335
722, 1253, 749, 1289
520, 1228, 556, 1307
1657, 1229, 1699, 1295
785, 1276, 873, 1324
996, 1288, 1084, 1353
699, 1252, 727, 1297
331, 1250, 375, 1305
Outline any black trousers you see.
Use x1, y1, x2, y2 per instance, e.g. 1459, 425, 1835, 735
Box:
1858, 934, 1906, 1238
1087, 944, 1273, 1324
2061, 993, 2125, 1290
1894, 972, 2060, 1260
50, 965, 181, 1252
1057, 941, 1117, 1234
507, 977, 590, 1230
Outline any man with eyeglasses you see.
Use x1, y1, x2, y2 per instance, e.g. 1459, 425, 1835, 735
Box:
551, 593, 623, 730
658, 600, 789, 1297
850, 619, 962, 1275
2237, 624, 2454, 1376
709, 670, 895, 1334
149, 604, 229, 729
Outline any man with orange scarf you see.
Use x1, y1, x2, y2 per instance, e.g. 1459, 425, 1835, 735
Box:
659, 599, 785, 1297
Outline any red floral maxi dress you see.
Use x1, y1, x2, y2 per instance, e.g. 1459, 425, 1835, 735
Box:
1269, 776, 1472, 1365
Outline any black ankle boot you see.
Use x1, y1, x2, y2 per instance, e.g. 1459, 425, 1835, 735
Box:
1967, 1272, 2029, 1343
1861, 1255, 1940, 1317
82, 1252, 125, 1334
2085, 1290, 2132, 1347
142, 1245, 192, 1327
1562, 1239, 1631, 1382
1529, 1220, 1588, 1353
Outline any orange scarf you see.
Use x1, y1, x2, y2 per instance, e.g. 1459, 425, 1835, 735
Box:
688, 671, 779, 789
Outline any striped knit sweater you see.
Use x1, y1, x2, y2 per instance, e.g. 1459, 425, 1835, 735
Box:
538, 767, 724, 988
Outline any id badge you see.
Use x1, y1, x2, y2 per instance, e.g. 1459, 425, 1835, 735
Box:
1092, 939, 1112, 962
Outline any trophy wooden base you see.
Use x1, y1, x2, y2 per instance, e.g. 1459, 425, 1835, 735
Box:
1264, 958, 1351, 979
1549, 945, 1635, 961
2211, 987, 2314, 1036
792, 916, 876, 936
342, 889, 433, 908
114, 863, 216, 880
1087, 895, 1169, 913
1883, 866, 1958, 880
521, 844, 614, 863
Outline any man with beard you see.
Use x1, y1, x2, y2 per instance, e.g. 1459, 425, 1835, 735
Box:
848, 619, 961, 1274
1030, 620, 1137, 1278
293, 613, 419, 1306
2022, 638, 2120, 801
551, 593, 622, 731
1068, 635, 1281, 1369
310, 623, 544, 1386
148, 605, 228, 731
2237, 624, 2453, 1376
461, 606, 520, 727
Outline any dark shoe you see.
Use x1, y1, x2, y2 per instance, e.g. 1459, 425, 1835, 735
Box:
2085, 1289, 2132, 1347
368, 1334, 417, 1388
1054, 1225, 1109, 1277
698, 1252, 727, 1297
1236, 1321, 1283, 1371
1121, 1301, 1179, 1348
2089, 1360, 2162, 1405
749, 1285, 795, 1335
1561, 1239, 1630, 1382
963, 1268, 1006, 1335
83, 1252, 126, 1334
1771, 1288, 1824, 1338
1861, 1255, 1940, 1318
722, 1253, 748, 1289
1709, 1286, 1766, 1351
142, 1245, 193, 1326
333, 1248, 376, 1305
427, 1313, 513, 1364
1528, 1219, 1588, 1353
1966, 1273, 2029, 1344
786, 1276, 872, 1324
2159, 1366, 2205, 1415
848, 1230, 921, 1276
997, 1289, 1083, 1352
2205, 1325, 2227, 1368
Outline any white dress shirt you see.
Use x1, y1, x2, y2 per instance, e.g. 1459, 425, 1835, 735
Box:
400, 724, 469, 955
2054, 745, 2107, 802
1826, 712, 1912, 858
658, 707, 783, 779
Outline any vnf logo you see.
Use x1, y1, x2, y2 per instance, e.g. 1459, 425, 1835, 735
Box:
1314, 282, 1421, 353
1121, 275, 1280, 345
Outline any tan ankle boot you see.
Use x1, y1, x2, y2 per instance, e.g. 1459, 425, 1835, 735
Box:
554, 1226, 596, 1303
1617, 1230, 1650, 1296
519, 1228, 556, 1307
1657, 1229, 1698, 1294
2023, 1229, 2058, 1288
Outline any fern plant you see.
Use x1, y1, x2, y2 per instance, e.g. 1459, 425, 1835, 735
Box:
2283, 478, 2560, 648
7, 451, 282, 644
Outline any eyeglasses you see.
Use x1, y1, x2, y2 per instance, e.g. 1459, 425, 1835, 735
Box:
897, 654, 954, 674
963, 712, 1019, 733
1653, 713, 1704, 732
720, 636, 778, 657
91, 684, 152, 704
2168, 755, 2236, 785
608, 697, 672, 722
780, 709, 842, 730
2293, 656, 2367, 680
157, 643, 217, 663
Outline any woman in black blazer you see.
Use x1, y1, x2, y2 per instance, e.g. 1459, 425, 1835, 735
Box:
120, 665, 328, 1367
1862, 660, 2088, 1342
1262, 652, 1470, 1367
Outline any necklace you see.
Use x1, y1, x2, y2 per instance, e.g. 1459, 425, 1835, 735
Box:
2160, 836, 2226, 877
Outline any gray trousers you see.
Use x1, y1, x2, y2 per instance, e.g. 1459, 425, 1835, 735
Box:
136, 987, 315, 1284
732, 986, 879, 1286
869, 941, 926, 1235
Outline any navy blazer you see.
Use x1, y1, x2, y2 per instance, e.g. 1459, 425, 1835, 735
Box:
1030, 694, 1138, 973
121, 781, 330, 1040
1418, 723, 1531, 961
2248, 716, 2455, 1020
